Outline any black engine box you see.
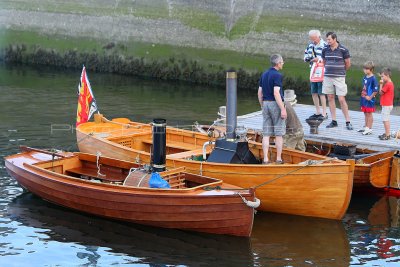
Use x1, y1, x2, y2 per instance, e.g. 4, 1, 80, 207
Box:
207, 139, 259, 164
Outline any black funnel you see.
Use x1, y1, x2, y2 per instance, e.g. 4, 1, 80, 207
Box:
207, 71, 258, 165
151, 118, 166, 172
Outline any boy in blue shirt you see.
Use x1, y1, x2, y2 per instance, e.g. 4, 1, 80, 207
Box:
358, 61, 378, 135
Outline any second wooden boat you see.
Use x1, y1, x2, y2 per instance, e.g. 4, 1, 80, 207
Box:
197, 124, 396, 190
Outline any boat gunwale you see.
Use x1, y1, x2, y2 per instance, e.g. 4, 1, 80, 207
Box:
22, 162, 242, 195
6, 151, 250, 197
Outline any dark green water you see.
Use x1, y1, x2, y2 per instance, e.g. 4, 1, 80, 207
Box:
1, 64, 399, 266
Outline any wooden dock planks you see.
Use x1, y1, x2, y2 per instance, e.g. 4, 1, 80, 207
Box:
237, 104, 400, 152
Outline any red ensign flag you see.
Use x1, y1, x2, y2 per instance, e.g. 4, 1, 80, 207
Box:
76, 66, 98, 127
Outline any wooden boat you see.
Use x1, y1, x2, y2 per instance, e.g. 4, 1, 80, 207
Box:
4, 147, 255, 237
197, 124, 397, 190
305, 141, 395, 190
76, 115, 355, 220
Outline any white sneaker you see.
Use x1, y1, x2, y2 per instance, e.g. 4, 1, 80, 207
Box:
362, 127, 373, 135
358, 127, 366, 133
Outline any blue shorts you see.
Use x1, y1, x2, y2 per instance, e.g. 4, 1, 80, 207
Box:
310, 82, 323, 95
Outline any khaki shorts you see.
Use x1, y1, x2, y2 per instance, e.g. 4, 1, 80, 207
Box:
381, 105, 393, 121
322, 76, 348, 96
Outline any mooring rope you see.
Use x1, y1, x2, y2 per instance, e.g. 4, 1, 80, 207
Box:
252, 159, 326, 190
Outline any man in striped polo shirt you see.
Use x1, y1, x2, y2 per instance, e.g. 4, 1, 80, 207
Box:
322, 32, 353, 130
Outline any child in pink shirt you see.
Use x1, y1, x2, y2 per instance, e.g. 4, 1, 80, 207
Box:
378, 68, 395, 140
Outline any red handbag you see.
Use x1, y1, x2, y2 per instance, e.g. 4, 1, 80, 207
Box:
310, 62, 325, 82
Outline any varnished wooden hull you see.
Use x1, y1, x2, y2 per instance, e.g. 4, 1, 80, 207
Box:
305, 141, 395, 190
163, 159, 353, 220
5, 151, 254, 237
76, 118, 355, 220
203, 125, 396, 190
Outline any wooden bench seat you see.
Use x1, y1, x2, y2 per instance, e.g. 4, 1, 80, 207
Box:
66, 167, 127, 182
163, 174, 186, 189
141, 139, 200, 151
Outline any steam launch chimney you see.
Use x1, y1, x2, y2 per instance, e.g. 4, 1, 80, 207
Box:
151, 118, 166, 172
206, 71, 258, 164
226, 70, 237, 140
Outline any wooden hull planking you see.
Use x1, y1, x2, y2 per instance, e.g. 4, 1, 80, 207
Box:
205, 126, 396, 190
5, 151, 254, 237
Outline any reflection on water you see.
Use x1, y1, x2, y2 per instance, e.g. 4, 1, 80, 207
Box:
6, 194, 253, 266
345, 195, 400, 266
252, 213, 350, 266
1, 64, 400, 266
368, 195, 400, 228
5, 193, 400, 266
6, 193, 353, 266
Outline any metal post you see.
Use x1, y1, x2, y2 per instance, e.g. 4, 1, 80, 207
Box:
226, 70, 237, 141
151, 118, 166, 172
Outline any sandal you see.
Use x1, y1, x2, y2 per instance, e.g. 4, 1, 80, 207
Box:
262, 161, 271, 165
275, 160, 284, 164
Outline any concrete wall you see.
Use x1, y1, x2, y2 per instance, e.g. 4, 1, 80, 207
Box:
1, 0, 399, 67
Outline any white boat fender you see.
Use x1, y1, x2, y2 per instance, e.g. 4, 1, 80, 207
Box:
237, 192, 261, 209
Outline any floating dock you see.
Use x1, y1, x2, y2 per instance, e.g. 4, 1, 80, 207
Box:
237, 104, 400, 152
